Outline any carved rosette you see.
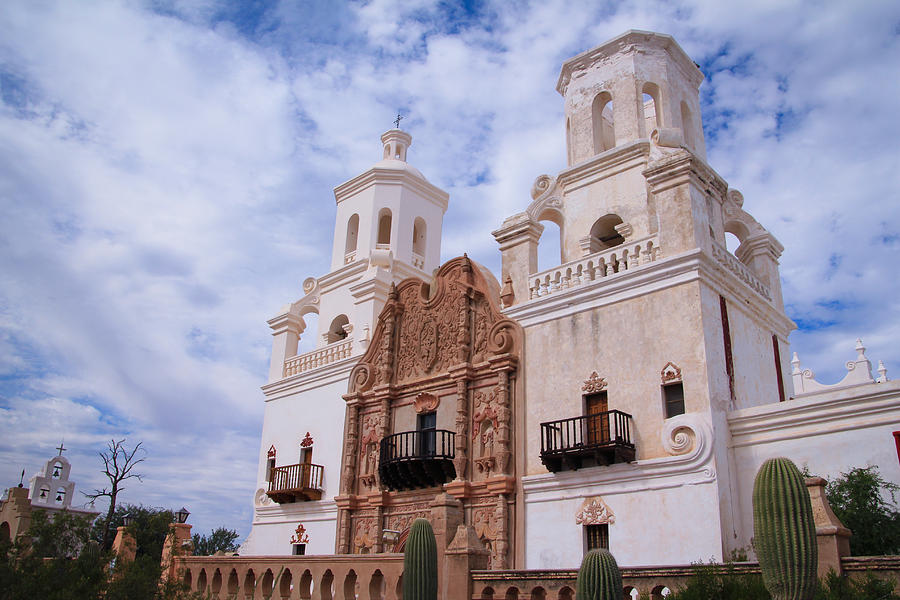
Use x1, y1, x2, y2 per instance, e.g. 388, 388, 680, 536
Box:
575, 496, 615, 526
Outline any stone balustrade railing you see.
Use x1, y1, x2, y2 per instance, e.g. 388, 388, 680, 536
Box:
710, 241, 771, 301
412, 251, 425, 269
529, 235, 660, 299
283, 338, 353, 378
175, 553, 405, 600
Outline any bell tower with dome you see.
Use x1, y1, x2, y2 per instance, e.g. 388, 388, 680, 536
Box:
243, 128, 450, 556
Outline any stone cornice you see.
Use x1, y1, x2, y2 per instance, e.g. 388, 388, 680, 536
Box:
643, 150, 728, 198
502, 247, 794, 334
261, 355, 358, 400
736, 231, 784, 263
315, 259, 370, 294
557, 140, 650, 193
727, 379, 900, 447
333, 167, 449, 212
492, 213, 544, 248
267, 311, 303, 335
556, 30, 703, 96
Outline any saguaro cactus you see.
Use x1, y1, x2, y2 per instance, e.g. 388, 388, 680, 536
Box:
402, 518, 437, 600
752, 457, 818, 600
576, 548, 623, 600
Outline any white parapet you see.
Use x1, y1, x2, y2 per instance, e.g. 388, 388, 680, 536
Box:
283, 337, 354, 378
528, 234, 660, 299
791, 338, 889, 396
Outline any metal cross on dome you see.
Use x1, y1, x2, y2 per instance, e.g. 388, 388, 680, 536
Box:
394, 112, 403, 129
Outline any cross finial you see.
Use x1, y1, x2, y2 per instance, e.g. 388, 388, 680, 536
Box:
56, 442, 67, 456
393, 112, 403, 129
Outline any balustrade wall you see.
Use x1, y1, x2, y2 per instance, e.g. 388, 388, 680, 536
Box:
176, 554, 405, 600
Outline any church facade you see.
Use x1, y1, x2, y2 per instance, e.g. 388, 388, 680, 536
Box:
239, 30, 900, 571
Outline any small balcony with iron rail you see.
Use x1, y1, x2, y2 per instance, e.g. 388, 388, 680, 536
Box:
539, 410, 635, 472
266, 462, 324, 503
378, 430, 456, 491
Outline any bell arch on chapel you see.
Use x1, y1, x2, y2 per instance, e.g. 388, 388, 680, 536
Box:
336, 255, 521, 568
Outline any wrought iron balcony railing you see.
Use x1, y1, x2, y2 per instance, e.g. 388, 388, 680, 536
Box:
266, 462, 324, 503
539, 410, 635, 472
378, 429, 456, 491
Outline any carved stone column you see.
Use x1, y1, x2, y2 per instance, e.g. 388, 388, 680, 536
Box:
453, 377, 468, 481
493, 493, 509, 570
341, 401, 360, 496
495, 370, 511, 475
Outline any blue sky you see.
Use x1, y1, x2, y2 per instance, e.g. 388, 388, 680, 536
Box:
1, 0, 898, 542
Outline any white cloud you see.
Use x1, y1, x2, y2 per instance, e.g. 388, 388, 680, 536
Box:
0, 0, 898, 539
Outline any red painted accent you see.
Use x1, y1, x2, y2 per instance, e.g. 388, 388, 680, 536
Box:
300, 432, 314, 447
267, 445, 276, 458
894, 431, 900, 466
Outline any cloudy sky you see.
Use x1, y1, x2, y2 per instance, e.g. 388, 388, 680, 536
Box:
1, 1, 898, 542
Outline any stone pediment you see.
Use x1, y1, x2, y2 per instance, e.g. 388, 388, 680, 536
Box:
348, 256, 518, 393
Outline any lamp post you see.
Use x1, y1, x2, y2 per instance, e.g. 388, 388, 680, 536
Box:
162, 506, 193, 582
122, 513, 134, 527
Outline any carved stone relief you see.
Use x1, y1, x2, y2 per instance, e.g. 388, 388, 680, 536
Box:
414, 392, 439, 414
353, 517, 378, 554
661, 361, 682, 383
582, 371, 607, 393
575, 496, 615, 526
473, 495, 509, 569
358, 413, 382, 490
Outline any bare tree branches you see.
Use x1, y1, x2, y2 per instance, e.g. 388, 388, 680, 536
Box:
83, 438, 146, 549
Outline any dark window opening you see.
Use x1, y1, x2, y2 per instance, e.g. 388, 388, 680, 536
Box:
417, 411, 436, 457
585, 524, 609, 551
292, 543, 306, 556
664, 382, 685, 418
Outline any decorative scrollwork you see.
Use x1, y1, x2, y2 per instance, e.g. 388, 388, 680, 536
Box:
349, 364, 373, 393
302, 277, 317, 294
487, 320, 517, 354
531, 174, 553, 199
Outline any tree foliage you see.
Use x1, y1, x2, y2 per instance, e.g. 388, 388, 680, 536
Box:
91, 503, 174, 560
825, 466, 900, 556
192, 526, 240, 556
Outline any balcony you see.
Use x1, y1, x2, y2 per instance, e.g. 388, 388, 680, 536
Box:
539, 410, 635, 472
266, 463, 324, 503
378, 430, 456, 491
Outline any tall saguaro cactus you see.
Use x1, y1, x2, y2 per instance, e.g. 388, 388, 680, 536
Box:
576, 549, 623, 600
752, 457, 818, 600
402, 518, 438, 600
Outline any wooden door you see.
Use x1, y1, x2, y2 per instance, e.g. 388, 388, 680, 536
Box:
300, 447, 312, 489
585, 392, 608, 445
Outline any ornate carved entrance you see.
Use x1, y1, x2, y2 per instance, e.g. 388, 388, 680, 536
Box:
335, 256, 520, 567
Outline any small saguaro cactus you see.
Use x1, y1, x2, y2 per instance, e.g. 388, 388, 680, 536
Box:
576, 548, 623, 600
402, 518, 438, 600
752, 457, 818, 600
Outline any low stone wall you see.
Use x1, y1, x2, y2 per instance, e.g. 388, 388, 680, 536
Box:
842, 556, 900, 584
175, 553, 405, 600
471, 563, 763, 599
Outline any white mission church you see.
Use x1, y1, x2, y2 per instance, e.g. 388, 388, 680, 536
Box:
237, 30, 900, 572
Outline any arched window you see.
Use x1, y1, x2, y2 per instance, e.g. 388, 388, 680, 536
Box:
592, 92, 615, 154
681, 101, 696, 150
537, 212, 563, 272
642, 82, 661, 135
327, 314, 349, 344
377, 209, 392, 246
345, 214, 359, 261
589, 214, 625, 252
412, 217, 427, 257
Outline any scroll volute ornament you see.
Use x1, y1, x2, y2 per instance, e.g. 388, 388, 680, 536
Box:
487, 319, 518, 354
414, 392, 439, 414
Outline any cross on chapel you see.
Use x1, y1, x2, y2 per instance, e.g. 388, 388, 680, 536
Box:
56, 442, 67, 456
394, 113, 403, 129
